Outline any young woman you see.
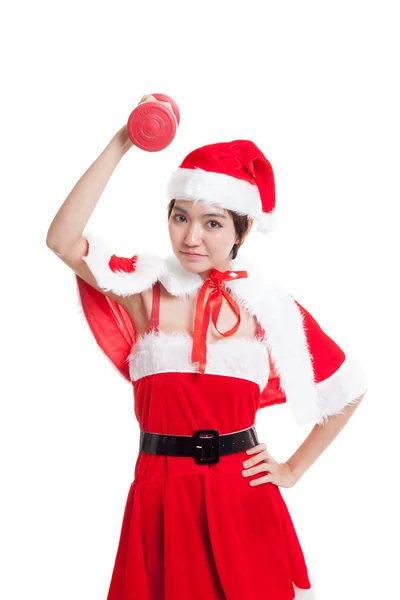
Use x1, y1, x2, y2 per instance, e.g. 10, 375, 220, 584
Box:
46, 124, 368, 600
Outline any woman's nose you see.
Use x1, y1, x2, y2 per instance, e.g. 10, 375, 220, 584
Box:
184, 223, 203, 244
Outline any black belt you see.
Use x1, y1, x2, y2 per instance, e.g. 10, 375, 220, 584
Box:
139, 425, 259, 465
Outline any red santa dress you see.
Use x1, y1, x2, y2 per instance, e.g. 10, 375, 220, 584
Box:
75, 230, 368, 600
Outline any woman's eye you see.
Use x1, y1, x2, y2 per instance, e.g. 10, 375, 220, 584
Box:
208, 220, 222, 228
173, 215, 221, 228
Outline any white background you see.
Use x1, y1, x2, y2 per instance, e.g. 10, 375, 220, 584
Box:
2, 1, 399, 598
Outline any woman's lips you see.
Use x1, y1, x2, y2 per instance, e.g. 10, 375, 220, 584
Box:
182, 251, 205, 258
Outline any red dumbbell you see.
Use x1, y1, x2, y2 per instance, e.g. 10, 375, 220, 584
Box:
127, 93, 180, 152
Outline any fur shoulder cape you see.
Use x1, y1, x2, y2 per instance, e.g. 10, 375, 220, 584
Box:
75, 231, 367, 426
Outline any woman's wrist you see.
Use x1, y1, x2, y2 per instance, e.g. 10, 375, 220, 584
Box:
114, 125, 134, 155
285, 460, 305, 485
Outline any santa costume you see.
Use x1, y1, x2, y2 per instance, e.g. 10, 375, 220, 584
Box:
75, 139, 368, 599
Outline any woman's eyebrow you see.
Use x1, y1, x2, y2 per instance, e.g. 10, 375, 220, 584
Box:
172, 204, 228, 219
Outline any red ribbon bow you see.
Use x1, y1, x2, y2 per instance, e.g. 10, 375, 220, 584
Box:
191, 268, 249, 374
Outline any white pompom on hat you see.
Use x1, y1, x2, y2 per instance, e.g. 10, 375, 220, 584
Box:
166, 139, 278, 233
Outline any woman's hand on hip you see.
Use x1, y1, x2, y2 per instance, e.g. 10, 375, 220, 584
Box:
241, 443, 297, 488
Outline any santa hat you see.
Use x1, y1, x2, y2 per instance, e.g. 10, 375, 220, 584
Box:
166, 139, 277, 233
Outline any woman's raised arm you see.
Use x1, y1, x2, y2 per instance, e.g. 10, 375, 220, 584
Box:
46, 125, 133, 256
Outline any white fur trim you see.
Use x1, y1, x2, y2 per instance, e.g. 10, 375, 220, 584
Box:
166, 167, 262, 217
82, 230, 202, 297
128, 329, 270, 391
255, 211, 279, 233
225, 256, 324, 426
316, 354, 368, 422
160, 254, 204, 297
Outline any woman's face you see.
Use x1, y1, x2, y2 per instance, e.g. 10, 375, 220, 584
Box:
168, 200, 251, 278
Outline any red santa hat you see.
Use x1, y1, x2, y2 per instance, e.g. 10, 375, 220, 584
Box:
166, 139, 277, 233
